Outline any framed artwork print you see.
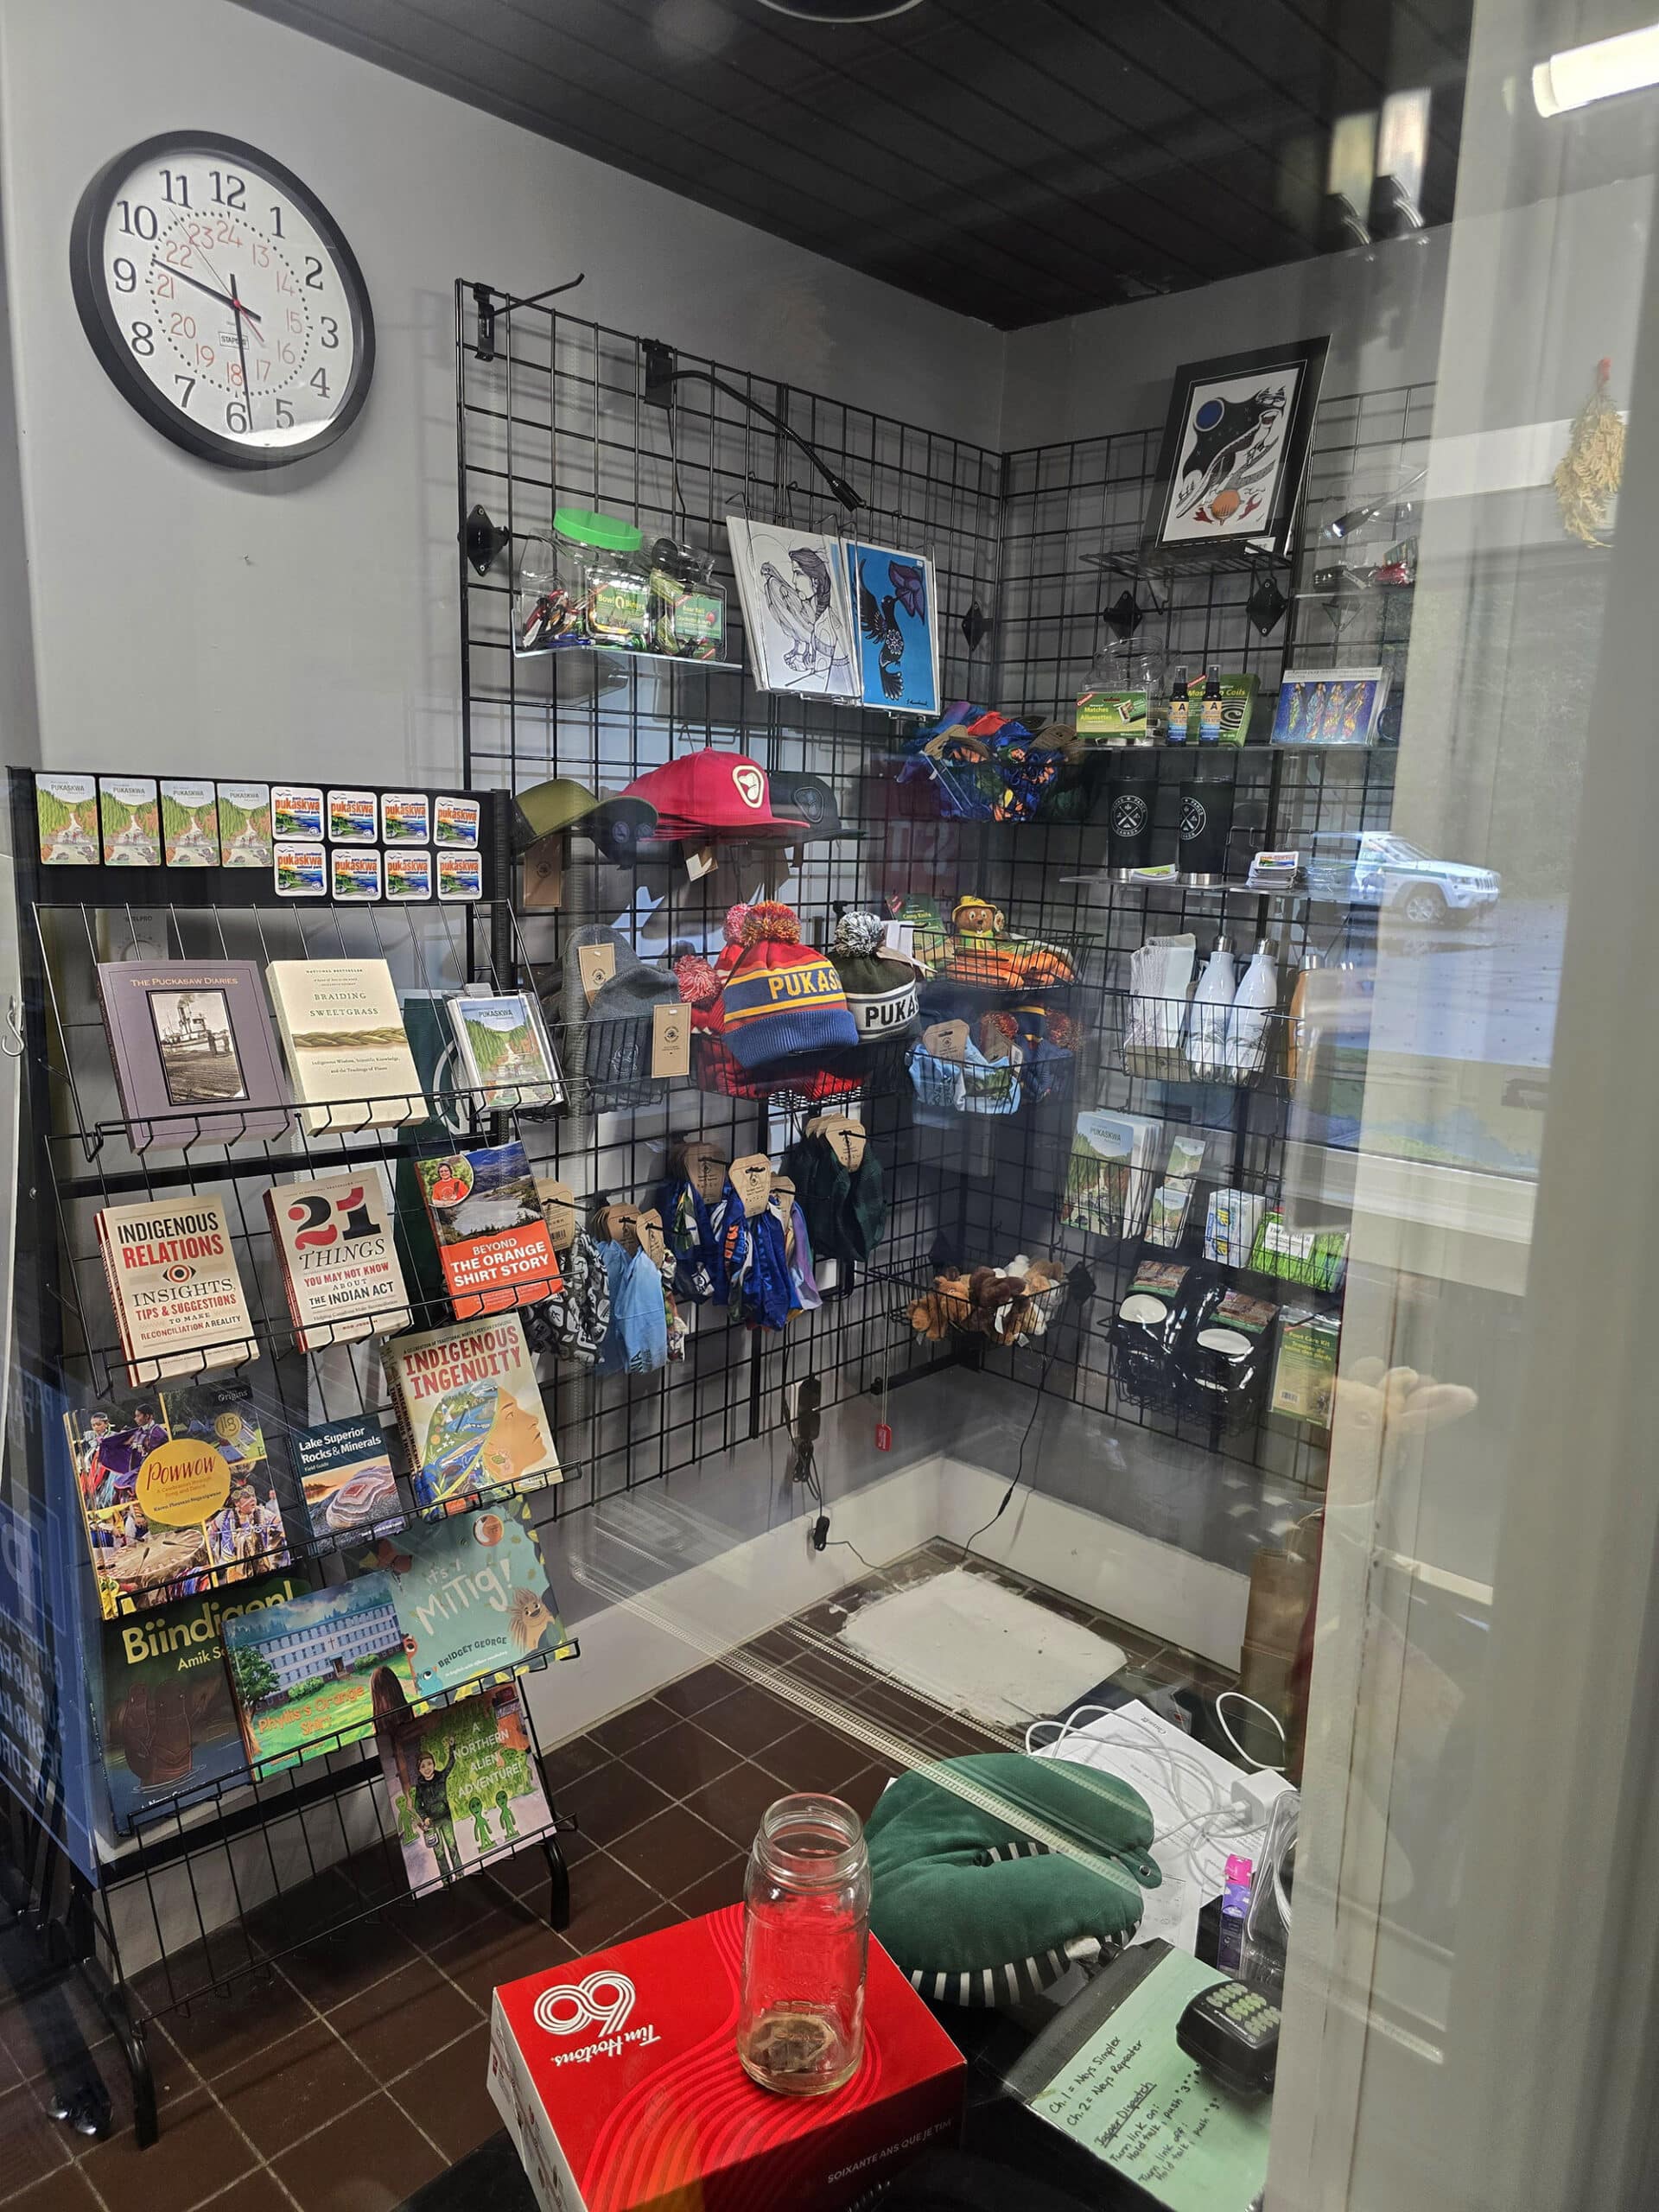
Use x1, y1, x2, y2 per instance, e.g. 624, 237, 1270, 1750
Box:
1270, 666, 1389, 747
1144, 337, 1329, 562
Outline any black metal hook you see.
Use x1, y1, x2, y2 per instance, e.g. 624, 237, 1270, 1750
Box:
473, 274, 587, 362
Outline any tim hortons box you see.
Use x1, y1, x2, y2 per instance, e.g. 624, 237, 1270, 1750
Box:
488, 1907, 964, 2212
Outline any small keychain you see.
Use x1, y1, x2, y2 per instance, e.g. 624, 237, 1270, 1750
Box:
874, 1367, 892, 1453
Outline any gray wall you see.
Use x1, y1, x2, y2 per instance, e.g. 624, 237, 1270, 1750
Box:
0, 0, 1005, 785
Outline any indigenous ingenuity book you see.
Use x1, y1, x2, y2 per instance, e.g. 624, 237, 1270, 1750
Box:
99, 1568, 302, 1830
381, 1315, 559, 1517
377, 1681, 551, 1892
97, 1195, 258, 1386
264, 959, 424, 1135
222, 1572, 415, 1774
96, 959, 290, 1152
264, 1169, 412, 1351
415, 1143, 562, 1320
356, 1497, 573, 1700
64, 1381, 287, 1621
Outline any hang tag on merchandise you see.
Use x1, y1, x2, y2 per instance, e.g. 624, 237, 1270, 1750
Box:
577, 940, 615, 1003
652, 1002, 690, 1077
685, 843, 716, 881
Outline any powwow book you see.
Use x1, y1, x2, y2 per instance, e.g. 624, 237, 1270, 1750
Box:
264, 1169, 412, 1351
265, 959, 424, 1134
356, 1497, 573, 1700
377, 1681, 551, 1891
96, 959, 291, 1152
414, 1143, 562, 1319
97, 1194, 258, 1386
381, 1315, 559, 1516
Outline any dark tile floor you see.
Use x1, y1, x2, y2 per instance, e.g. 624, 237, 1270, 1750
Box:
0, 1544, 1233, 2212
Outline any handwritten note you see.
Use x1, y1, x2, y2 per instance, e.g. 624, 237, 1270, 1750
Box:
1028, 1948, 1270, 2212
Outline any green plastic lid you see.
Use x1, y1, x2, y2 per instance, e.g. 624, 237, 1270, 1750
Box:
554, 506, 643, 552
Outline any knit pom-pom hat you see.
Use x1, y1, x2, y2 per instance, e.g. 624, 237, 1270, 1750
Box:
831, 908, 918, 1043
715, 902, 753, 976
717, 900, 858, 1070
673, 950, 721, 1007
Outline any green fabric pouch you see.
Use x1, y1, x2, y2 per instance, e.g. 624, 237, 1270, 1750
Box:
865, 1751, 1159, 2007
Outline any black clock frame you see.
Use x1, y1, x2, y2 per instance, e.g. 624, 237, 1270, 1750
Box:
69, 130, 375, 472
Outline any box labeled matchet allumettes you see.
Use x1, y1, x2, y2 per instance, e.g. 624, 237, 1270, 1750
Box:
488, 1908, 964, 2212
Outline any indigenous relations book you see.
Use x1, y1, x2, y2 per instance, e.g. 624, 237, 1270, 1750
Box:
65, 1382, 287, 1621
264, 1169, 412, 1351
415, 1143, 562, 1320
96, 1194, 258, 1387
222, 1571, 415, 1774
264, 959, 424, 1135
356, 1497, 572, 1700
381, 1315, 559, 1517
96, 959, 290, 1152
378, 1681, 551, 1893
99, 1568, 302, 1830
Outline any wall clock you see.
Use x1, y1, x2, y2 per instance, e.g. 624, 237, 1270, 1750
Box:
70, 131, 374, 470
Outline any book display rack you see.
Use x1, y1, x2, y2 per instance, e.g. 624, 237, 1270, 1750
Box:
0, 290, 1428, 2148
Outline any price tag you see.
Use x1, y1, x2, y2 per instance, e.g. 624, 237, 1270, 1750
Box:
881, 920, 914, 962
875, 1422, 893, 1452
576, 940, 616, 1004
652, 1002, 690, 1077
522, 833, 564, 912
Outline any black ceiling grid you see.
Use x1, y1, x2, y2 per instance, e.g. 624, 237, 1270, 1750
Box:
234, 0, 1472, 326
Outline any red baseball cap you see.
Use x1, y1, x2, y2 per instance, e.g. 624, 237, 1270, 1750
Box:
620, 753, 810, 838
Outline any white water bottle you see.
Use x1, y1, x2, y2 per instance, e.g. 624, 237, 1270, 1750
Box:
1224, 939, 1279, 1077
1185, 937, 1236, 1078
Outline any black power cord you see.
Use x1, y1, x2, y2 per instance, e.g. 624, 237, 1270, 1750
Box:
962, 1264, 1096, 1558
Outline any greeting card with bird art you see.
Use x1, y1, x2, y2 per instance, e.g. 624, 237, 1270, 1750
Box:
724, 519, 858, 699
849, 540, 940, 716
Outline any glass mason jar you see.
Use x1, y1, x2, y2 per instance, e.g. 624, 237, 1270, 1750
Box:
737, 1793, 871, 2096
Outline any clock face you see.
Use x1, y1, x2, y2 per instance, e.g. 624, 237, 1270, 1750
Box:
70, 132, 374, 470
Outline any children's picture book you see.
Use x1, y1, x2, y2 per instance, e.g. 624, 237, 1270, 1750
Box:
265, 959, 424, 1134
1269, 667, 1389, 747
97, 959, 291, 1152
415, 1144, 562, 1319
723, 519, 858, 700
222, 1571, 414, 1773
381, 1314, 560, 1516
99, 1568, 303, 1830
446, 992, 563, 1114
217, 783, 272, 869
35, 772, 100, 865
97, 1194, 259, 1386
849, 542, 940, 716
160, 779, 221, 867
99, 776, 161, 867
65, 1379, 285, 1620
356, 1497, 572, 1700
264, 1168, 412, 1351
376, 1681, 551, 1891
290, 1414, 404, 1544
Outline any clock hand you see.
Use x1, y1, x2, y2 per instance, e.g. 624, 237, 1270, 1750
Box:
230, 274, 254, 429
151, 259, 264, 324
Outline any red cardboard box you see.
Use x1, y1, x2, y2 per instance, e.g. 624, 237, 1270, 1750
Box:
489, 1906, 964, 2212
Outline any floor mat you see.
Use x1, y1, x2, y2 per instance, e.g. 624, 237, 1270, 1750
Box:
837, 1567, 1125, 1730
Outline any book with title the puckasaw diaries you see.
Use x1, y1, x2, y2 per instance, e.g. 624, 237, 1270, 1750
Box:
96, 959, 291, 1152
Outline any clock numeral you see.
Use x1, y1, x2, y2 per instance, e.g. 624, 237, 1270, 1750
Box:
209, 169, 246, 209
128, 321, 155, 358
195, 343, 217, 367
226, 400, 251, 434
303, 256, 324, 290
117, 200, 157, 240
320, 316, 339, 350
154, 272, 175, 301
161, 169, 190, 207
276, 398, 295, 429
277, 340, 297, 366
111, 257, 137, 294
174, 375, 196, 410
168, 312, 196, 340
308, 366, 330, 401
269, 204, 285, 238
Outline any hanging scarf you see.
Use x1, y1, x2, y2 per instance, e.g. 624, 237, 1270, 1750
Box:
741, 1202, 798, 1332
790, 1202, 823, 1313
710, 1176, 753, 1308
659, 1173, 720, 1304
524, 1229, 611, 1369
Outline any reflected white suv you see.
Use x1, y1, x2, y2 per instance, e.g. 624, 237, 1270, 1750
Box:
1309, 832, 1501, 925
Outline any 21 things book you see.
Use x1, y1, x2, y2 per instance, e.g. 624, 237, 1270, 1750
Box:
381, 1314, 559, 1516
100, 1567, 303, 1831
222, 1571, 416, 1775
264, 959, 424, 1134
447, 990, 563, 1113
356, 1497, 572, 1700
415, 1142, 562, 1319
97, 1194, 257, 1386
95, 959, 290, 1152
64, 1381, 288, 1621
264, 1169, 413, 1351
377, 1681, 551, 1893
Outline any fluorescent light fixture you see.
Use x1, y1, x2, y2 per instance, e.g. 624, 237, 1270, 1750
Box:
1534, 22, 1659, 116
1377, 87, 1429, 206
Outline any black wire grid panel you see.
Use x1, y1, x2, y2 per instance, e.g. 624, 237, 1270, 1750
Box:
456, 287, 1423, 1503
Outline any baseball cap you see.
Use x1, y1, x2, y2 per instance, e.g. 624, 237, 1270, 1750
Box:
620, 753, 810, 838
765, 770, 860, 842
512, 778, 602, 848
